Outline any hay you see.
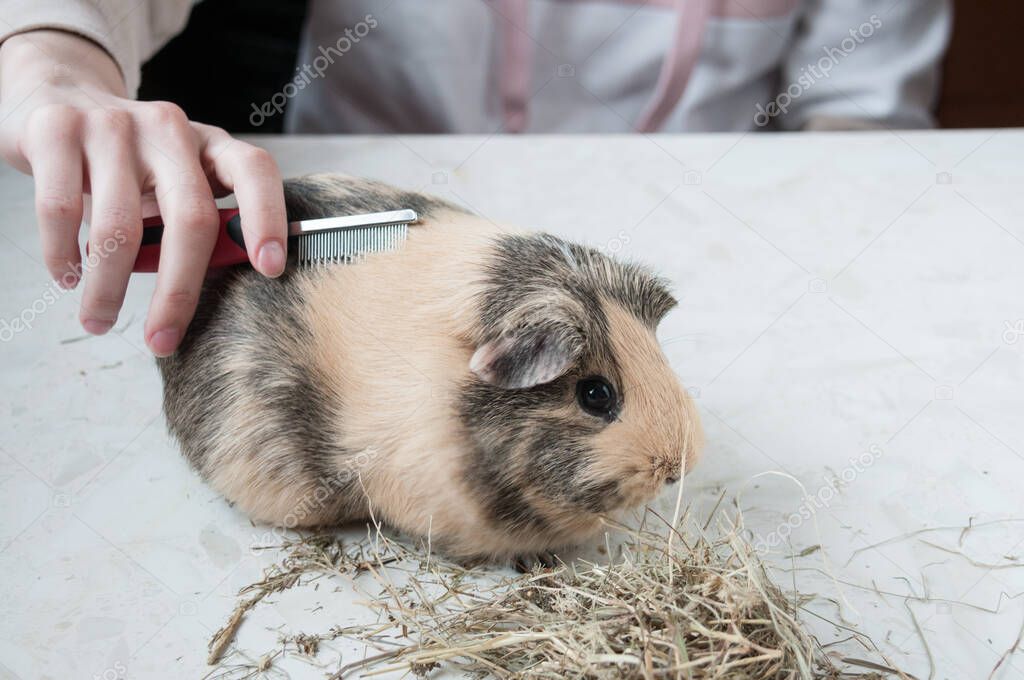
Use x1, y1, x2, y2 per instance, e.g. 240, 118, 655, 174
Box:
208, 509, 907, 679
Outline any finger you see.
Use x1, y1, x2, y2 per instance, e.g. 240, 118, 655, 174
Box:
79, 110, 142, 334
140, 104, 220, 356
24, 105, 84, 288
196, 124, 287, 277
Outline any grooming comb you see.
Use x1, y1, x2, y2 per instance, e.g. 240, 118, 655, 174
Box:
129, 208, 418, 272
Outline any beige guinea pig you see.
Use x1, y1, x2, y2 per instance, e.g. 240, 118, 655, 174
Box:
158, 174, 702, 560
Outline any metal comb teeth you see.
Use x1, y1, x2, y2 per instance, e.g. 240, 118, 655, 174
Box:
296, 222, 409, 266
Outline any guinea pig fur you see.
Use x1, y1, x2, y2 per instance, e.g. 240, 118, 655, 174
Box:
158, 174, 703, 560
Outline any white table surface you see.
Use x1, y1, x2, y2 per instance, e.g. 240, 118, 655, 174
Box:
1, 131, 1023, 680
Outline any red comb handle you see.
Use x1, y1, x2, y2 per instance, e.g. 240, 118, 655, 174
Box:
131, 208, 247, 273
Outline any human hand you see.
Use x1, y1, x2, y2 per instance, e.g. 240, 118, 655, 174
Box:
0, 30, 288, 355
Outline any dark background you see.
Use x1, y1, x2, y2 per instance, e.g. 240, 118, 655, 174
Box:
139, 0, 306, 134
139, 1, 1024, 133
936, 2, 1024, 128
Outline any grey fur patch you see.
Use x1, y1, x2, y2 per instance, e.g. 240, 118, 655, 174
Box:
159, 267, 342, 482
283, 174, 465, 224
477, 233, 676, 335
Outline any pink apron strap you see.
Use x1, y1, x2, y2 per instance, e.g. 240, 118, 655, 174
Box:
635, 0, 715, 132
499, 0, 532, 132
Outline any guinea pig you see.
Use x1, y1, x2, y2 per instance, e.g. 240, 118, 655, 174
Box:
158, 174, 702, 560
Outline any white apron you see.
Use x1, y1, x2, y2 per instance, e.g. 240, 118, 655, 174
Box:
284, 0, 951, 134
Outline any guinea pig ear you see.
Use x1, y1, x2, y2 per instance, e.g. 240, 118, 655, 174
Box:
469, 322, 583, 389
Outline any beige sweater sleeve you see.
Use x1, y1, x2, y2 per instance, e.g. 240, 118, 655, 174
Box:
0, 0, 194, 97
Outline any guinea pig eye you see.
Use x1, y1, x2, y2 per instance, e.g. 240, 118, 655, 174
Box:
576, 376, 618, 419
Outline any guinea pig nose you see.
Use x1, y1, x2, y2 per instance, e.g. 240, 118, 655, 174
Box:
665, 474, 680, 485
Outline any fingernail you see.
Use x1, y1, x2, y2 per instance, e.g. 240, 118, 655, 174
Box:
148, 328, 180, 357
82, 318, 114, 335
56, 274, 80, 290
257, 240, 285, 276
